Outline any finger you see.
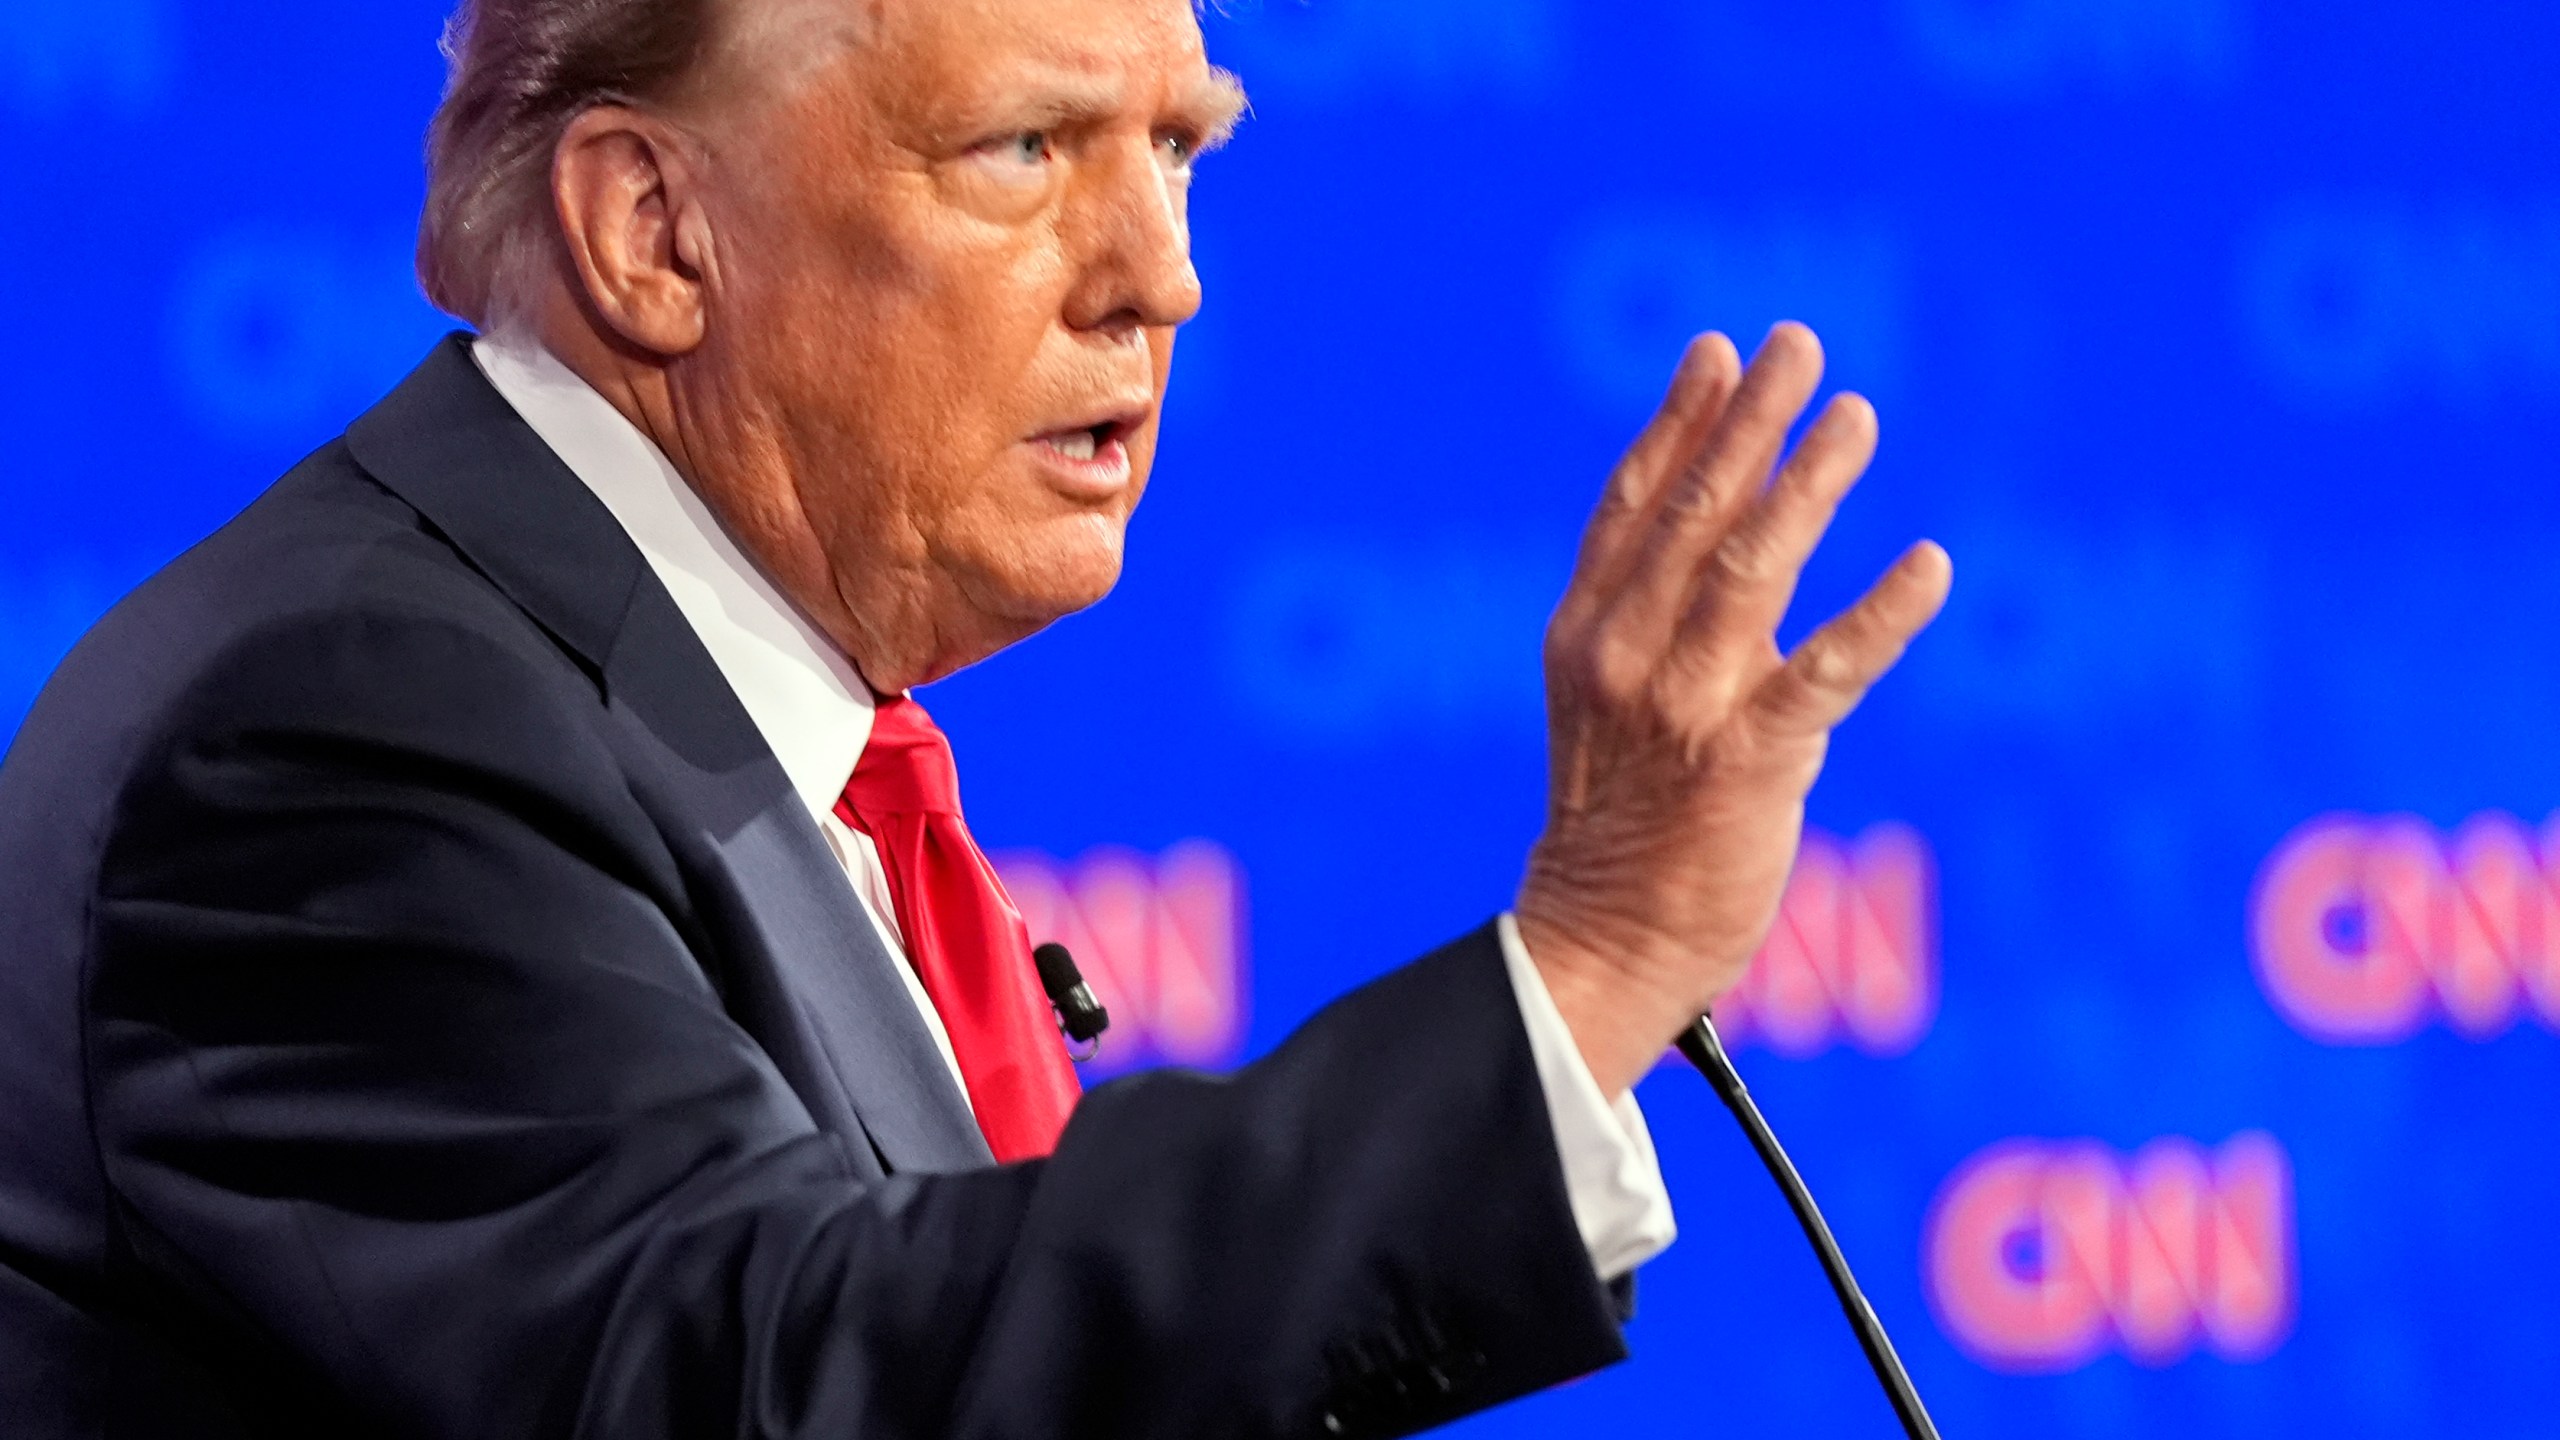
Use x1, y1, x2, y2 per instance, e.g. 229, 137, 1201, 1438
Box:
1557, 333, 1743, 629
1674, 391, 1879, 670
1602, 323, 1827, 652
1610, 331, 1746, 516
1747, 540, 1952, 738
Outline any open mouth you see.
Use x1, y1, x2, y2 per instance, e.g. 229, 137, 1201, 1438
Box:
1035, 419, 1128, 464
1027, 397, 1150, 495
1027, 404, 1150, 500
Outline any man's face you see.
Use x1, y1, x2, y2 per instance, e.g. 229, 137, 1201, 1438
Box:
681, 0, 1242, 684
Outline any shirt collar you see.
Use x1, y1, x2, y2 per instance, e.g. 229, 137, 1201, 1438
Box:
471, 335, 873, 824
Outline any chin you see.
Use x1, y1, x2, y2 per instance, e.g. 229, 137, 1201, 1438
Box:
982, 514, 1127, 632
1040, 515, 1129, 613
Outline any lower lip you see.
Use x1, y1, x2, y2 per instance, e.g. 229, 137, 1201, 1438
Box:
1028, 433, 1133, 499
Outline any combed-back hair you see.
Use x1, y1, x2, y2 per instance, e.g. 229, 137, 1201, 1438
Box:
418, 0, 715, 330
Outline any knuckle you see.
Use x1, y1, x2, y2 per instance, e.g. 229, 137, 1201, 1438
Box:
1711, 528, 1779, 585
1658, 643, 1729, 710
1801, 638, 1860, 690
1590, 634, 1654, 701
1542, 627, 1604, 688
1542, 629, 1591, 685
1544, 601, 1590, 651
1602, 461, 1652, 510
1541, 632, 1575, 681
1657, 470, 1723, 526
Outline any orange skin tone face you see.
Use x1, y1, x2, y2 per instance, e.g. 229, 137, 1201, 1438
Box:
535, 0, 1245, 693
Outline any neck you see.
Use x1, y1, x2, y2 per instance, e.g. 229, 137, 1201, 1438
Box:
518, 294, 957, 694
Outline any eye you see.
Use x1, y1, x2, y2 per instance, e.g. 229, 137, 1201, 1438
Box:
977, 131, 1052, 169
1156, 132, 1199, 173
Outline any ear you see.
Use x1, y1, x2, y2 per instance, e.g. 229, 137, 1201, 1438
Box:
551, 107, 715, 356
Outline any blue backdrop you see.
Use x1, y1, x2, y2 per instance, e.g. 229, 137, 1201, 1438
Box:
5, 2, 2555, 1434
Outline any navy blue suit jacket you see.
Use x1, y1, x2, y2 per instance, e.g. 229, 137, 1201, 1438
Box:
0, 338, 1630, 1438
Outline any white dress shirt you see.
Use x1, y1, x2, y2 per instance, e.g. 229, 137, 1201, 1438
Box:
472, 336, 1676, 1281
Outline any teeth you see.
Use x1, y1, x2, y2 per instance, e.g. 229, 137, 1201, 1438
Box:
1049, 429, 1098, 461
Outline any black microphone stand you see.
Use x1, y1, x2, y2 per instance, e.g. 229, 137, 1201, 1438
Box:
1676, 1016, 1943, 1440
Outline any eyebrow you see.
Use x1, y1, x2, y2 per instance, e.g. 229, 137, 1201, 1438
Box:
939, 64, 1250, 148
1184, 66, 1251, 149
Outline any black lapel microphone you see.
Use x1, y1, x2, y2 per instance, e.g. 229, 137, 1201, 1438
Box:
1032, 942, 1110, 1054
1677, 1016, 1943, 1440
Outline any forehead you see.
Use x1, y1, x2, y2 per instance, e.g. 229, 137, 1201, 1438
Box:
876, 0, 1207, 59
863, 0, 1222, 122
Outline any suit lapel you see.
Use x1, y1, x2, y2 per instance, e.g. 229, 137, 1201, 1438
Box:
343, 335, 991, 1174
605, 578, 993, 1174
344, 335, 643, 678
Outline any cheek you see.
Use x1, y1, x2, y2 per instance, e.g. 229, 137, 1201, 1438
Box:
874, 252, 1071, 466
717, 166, 1099, 592
1102, 328, 1178, 489
741, 179, 1043, 393
740, 267, 1017, 546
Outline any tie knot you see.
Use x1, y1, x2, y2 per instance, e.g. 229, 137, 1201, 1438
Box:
840, 695, 963, 819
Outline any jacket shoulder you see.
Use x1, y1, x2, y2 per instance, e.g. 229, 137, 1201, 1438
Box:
7, 439, 620, 840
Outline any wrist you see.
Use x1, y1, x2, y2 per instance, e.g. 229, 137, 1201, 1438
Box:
1512, 907, 1694, 1100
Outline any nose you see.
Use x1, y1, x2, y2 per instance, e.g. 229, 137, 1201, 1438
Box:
1061, 137, 1203, 337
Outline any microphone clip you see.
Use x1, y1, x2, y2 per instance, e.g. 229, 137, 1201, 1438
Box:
1032, 942, 1111, 1061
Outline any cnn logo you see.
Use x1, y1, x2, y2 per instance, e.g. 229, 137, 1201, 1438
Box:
1925, 1133, 2294, 1373
1711, 823, 1936, 1056
2252, 812, 2560, 1043
993, 841, 1249, 1074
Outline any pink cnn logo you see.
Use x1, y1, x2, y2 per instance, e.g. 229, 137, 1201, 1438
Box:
1711, 823, 1937, 1056
1924, 1133, 2294, 1373
2251, 812, 2560, 1044
992, 841, 1249, 1073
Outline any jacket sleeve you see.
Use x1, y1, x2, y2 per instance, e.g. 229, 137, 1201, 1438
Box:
87, 608, 1630, 1440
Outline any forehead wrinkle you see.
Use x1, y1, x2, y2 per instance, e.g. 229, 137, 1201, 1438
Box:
957, 66, 1127, 130
696, 0, 882, 106
930, 60, 1232, 147
698, 0, 1244, 152
986, 58, 1247, 136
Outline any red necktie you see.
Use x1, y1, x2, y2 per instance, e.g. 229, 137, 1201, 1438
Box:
834, 694, 1081, 1162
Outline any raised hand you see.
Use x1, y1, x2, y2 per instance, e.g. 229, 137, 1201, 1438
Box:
1516, 323, 1952, 1100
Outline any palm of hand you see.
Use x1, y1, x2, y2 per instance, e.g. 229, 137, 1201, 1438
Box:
1517, 323, 1951, 1099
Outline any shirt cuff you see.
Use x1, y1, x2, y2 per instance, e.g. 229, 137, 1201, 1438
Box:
1497, 912, 1678, 1282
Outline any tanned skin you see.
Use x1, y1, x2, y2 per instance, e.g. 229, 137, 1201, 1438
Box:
520, 0, 1951, 1101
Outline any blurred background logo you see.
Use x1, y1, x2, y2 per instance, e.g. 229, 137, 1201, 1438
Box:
1925, 1133, 2293, 1373
165, 227, 451, 445
1222, 540, 1557, 744
1906, 519, 2263, 734
1714, 824, 1938, 1057
2242, 202, 2560, 409
1897, 0, 2246, 97
994, 841, 1249, 1076
1554, 214, 1906, 417
2251, 812, 2560, 1045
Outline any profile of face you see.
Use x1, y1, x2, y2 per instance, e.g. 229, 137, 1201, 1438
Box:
553, 0, 1245, 690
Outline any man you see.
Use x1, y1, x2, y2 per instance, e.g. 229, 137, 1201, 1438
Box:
0, 0, 1950, 1434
